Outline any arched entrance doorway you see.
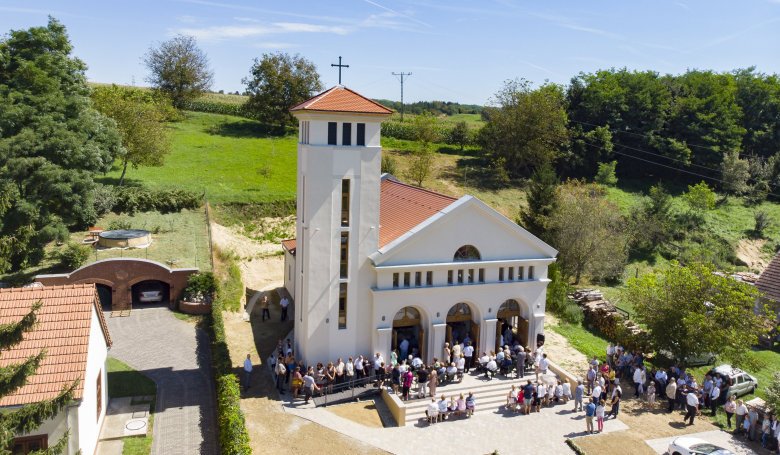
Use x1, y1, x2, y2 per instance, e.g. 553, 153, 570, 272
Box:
96, 284, 112, 310
392, 307, 425, 362
446, 302, 479, 355
496, 299, 529, 351
131, 280, 170, 306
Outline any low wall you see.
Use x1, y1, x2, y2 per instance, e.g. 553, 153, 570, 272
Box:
548, 359, 579, 391
179, 301, 212, 315
381, 389, 405, 427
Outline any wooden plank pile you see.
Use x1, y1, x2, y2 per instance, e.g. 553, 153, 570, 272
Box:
568, 289, 651, 352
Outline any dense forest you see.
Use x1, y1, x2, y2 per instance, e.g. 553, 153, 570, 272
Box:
373, 99, 483, 116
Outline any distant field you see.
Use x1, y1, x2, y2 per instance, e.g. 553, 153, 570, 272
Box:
99, 112, 298, 204
196, 91, 249, 105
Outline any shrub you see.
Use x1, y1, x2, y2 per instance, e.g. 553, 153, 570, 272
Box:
93, 183, 117, 216
182, 272, 217, 302
381, 154, 398, 176
59, 242, 91, 269
113, 187, 201, 214
594, 161, 618, 186
754, 210, 772, 238
561, 299, 585, 324
107, 218, 132, 231
180, 99, 254, 119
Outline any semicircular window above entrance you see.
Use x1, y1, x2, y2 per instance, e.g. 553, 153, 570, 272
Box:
453, 245, 481, 261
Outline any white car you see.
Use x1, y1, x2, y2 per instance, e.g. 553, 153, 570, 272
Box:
138, 290, 163, 302
668, 437, 735, 455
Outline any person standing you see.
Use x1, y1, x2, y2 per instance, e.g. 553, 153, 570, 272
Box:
275, 356, 286, 393
428, 367, 438, 398
709, 382, 720, 416
443, 342, 451, 365
606, 379, 622, 419
586, 365, 596, 395
516, 347, 527, 378
596, 399, 606, 432
523, 380, 534, 415
538, 353, 550, 378
724, 395, 736, 429
585, 399, 596, 434
748, 406, 760, 441
279, 295, 289, 321
399, 337, 410, 361
463, 341, 474, 373
574, 379, 585, 412
683, 386, 699, 425
452, 340, 462, 363
736, 399, 748, 435
606, 342, 615, 368
243, 354, 253, 390
666, 379, 677, 413
417, 365, 429, 398
302, 368, 319, 404
633, 364, 644, 398
354, 355, 364, 378
260, 295, 270, 321
762, 414, 773, 449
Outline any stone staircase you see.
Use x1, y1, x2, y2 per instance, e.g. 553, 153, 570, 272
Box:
401, 372, 556, 426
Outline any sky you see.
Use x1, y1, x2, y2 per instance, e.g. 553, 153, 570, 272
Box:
1, 1, 779, 105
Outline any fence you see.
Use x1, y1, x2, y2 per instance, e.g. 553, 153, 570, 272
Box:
311, 375, 382, 407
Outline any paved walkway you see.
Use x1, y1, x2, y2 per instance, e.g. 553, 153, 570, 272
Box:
105, 306, 218, 455
282, 369, 628, 454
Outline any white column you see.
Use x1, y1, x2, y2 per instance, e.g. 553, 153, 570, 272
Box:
431, 323, 447, 364
482, 318, 498, 354
532, 314, 545, 347
376, 327, 392, 364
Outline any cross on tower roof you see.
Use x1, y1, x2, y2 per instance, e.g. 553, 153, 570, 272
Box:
331, 56, 349, 85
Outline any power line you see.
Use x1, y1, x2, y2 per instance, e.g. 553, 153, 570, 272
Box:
392, 72, 412, 122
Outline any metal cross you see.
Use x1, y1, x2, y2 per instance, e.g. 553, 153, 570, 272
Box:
331, 56, 349, 85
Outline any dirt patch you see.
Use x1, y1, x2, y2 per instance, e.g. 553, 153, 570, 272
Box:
544, 315, 589, 379
324, 401, 384, 428
574, 398, 721, 455
221, 305, 388, 455
209, 221, 285, 291
736, 238, 769, 273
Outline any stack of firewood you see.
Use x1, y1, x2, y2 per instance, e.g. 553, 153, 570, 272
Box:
568, 289, 651, 352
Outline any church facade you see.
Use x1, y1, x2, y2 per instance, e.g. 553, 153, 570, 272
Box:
283, 86, 557, 367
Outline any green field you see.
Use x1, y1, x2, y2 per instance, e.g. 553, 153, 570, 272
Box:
100, 112, 298, 204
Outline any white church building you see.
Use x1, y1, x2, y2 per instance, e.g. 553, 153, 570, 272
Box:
282, 86, 558, 366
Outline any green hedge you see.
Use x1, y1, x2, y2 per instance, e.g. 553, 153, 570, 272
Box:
181, 100, 254, 119
380, 120, 475, 146
208, 265, 251, 454
113, 187, 202, 214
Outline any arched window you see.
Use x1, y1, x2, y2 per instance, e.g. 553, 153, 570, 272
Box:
453, 245, 481, 261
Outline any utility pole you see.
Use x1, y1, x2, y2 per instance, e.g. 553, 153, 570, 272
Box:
392, 72, 412, 122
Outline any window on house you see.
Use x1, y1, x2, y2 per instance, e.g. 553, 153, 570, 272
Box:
528, 266, 535, 280
468, 269, 474, 283
457, 269, 464, 284
448, 270, 453, 285
453, 245, 481, 261
479, 268, 485, 283
339, 283, 347, 329
300, 121, 310, 144
342, 122, 352, 146
518, 266, 524, 280
12, 435, 47, 454
96, 372, 102, 421
340, 232, 349, 278
508, 267, 514, 280
499, 267, 504, 281
357, 123, 366, 146
404, 272, 410, 287
415, 271, 422, 287
426, 271, 433, 286
328, 122, 337, 145
341, 179, 350, 227
392, 273, 399, 288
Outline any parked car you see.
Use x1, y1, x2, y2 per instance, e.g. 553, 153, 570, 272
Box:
136, 283, 164, 303
668, 436, 735, 455
658, 349, 717, 367
706, 364, 758, 398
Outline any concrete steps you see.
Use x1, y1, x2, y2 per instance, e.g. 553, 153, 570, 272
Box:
402, 374, 552, 425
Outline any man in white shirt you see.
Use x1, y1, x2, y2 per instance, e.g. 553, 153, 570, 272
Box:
485, 358, 498, 379
463, 341, 474, 372
606, 342, 615, 367
355, 355, 365, 378
243, 354, 253, 390
683, 386, 699, 425
709, 383, 720, 416
592, 383, 602, 402
736, 400, 748, 436
633, 364, 644, 397
373, 353, 384, 377
538, 353, 550, 377
279, 296, 290, 321
426, 398, 439, 423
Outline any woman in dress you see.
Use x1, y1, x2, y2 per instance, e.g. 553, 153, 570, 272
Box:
724, 395, 737, 429
443, 342, 451, 364
291, 366, 303, 399
390, 350, 398, 368
325, 361, 336, 394
428, 367, 438, 398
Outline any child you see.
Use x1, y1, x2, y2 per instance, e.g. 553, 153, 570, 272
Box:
516, 388, 524, 413
647, 382, 656, 408
466, 392, 476, 417
506, 385, 517, 411
596, 399, 606, 433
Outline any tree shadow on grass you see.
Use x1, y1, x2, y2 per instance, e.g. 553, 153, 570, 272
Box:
207, 119, 292, 139
94, 175, 145, 188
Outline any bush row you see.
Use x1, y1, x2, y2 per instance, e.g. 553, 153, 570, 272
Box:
181, 99, 255, 119
380, 120, 475, 145
113, 187, 201, 215
209, 261, 251, 454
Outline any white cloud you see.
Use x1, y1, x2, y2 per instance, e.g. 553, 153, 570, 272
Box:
175, 21, 349, 41
253, 42, 297, 49
177, 15, 200, 23
273, 22, 349, 34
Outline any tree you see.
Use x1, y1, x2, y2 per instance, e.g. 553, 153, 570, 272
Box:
629, 182, 675, 253
594, 161, 618, 186
144, 35, 213, 108
406, 150, 434, 187
479, 79, 569, 178
683, 181, 717, 213
0, 300, 77, 453
624, 260, 771, 366
550, 180, 629, 284
766, 372, 780, 414
91, 85, 172, 185
0, 18, 122, 271
720, 150, 750, 196
519, 163, 559, 241
381, 154, 398, 176
413, 112, 440, 149
243, 52, 322, 126
451, 120, 470, 151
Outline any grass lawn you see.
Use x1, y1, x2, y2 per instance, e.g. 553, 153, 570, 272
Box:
107, 358, 156, 455
551, 321, 612, 363
99, 111, 298, 204
69, 208, 211, 271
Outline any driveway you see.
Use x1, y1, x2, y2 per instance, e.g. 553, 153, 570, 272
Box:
105, 305, 218, 455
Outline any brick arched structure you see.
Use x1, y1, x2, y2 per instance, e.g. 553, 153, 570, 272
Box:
36, 258, 198, 311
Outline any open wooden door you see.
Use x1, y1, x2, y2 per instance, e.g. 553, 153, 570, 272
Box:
419, 327, 426, 362
392, 329, 398, 352
472, 322, 480, 354
446, 325, 453, 347
495, 321, 502, 352
519, 318, 529, 348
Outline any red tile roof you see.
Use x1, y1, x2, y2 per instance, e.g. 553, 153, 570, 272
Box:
0, 284, 111, 407
290, 86, 393, 115
281, 177, 458, 252
281, 239, 296, 255
757, 251, 780, 302
379, 178, 457, 248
